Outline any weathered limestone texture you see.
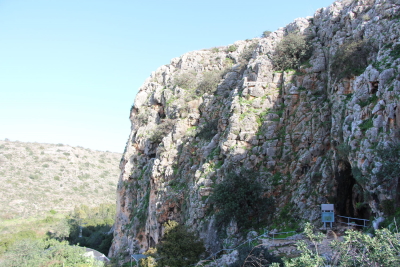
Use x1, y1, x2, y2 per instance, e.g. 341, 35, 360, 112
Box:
110, 0, 400, 258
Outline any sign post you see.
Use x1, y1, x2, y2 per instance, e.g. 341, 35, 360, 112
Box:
321, 204, 334, 228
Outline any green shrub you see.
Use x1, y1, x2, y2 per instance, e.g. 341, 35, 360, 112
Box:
389, 44, 400, 59
359, 118, 373, 132
376, 143, 400, 202
136, 189, 150, 227
239, 42, 258, 64
173, 71, 196, 89
196, 70, 223, 95
136, 112, 149, 124
67, 203, 115, 255
211, 47, 220, 53
149, 119, 174, 143
283, 222, 400, 267
140, 248, 158, 267
336, 143, 350, 160
359, 95, 379, 108
351, 166, 367, 186
156, 220, 205, 267
227, 45, 238, 52
209, 169, 274, 231
272, 33, 312, 71
225, 57, 234, 66
381, 199, 396, 216
331, 39, 377, 79
261, 30, 272, 38
196, 119, 218, 140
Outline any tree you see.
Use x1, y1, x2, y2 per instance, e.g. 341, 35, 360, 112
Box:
157, 221, 205, 267
272, 33, 312, 71
52, 219, 70, 241
209, 170, 274, 231
261, 30, 272, 38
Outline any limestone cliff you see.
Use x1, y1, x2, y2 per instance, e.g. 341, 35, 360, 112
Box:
110, 0, 400, 258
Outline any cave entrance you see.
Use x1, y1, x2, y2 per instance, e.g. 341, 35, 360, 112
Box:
335, 161, 355, 217
335, 161, 370, 221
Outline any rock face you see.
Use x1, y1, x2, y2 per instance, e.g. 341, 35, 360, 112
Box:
110, 0, 400, 258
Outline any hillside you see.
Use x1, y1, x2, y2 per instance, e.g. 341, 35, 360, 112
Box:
109, 0, 400, 260
0, 139, 121, 219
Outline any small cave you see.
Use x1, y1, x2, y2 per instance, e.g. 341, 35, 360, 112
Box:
335, 161, 370, 221
335, 161, 355, 217
301, 164, 310, 175
369, 81, 379, 94
147, 234, 156, 248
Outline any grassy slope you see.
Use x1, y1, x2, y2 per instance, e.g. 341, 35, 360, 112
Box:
0, 140, 121, 220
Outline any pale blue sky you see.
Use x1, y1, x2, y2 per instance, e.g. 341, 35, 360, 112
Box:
0, 0, 333, 153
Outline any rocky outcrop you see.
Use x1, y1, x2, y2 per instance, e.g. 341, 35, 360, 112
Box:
110, 0, 400, 259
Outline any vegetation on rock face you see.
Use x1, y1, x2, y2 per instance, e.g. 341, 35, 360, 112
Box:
209, 170, 274, 231
196, 119, 219, 140
173, 71, 197, 90
272, 33, 312, 71
239, 42, 258, 64
149, 119, 174, 143
172, 68, 226, 99
261, 30, 272, 38
389, 43, 400, 59
143, 220, 205, 267
196, 70, 224, 95
331, 39, 377, 79
376, 142, 400, 209
226, 45, 238, 53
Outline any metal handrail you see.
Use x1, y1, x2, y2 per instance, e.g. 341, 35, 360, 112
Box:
193, 230, 299, 266
337, 215, 369, 227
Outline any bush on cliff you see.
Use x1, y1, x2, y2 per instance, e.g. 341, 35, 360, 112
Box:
196, 70, 224, 95
156, 220, 205, 267
331, 39, 377, 79
173, 71, 197, 89
196, 119, 218, 140
149, 119, 174, 144
272, 33, 312, 71
209, 170, 274, 231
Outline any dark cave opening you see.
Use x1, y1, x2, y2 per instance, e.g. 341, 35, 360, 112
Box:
148, 235, 156, 248
335, 161, 370, 221
335, 161, 355, 217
